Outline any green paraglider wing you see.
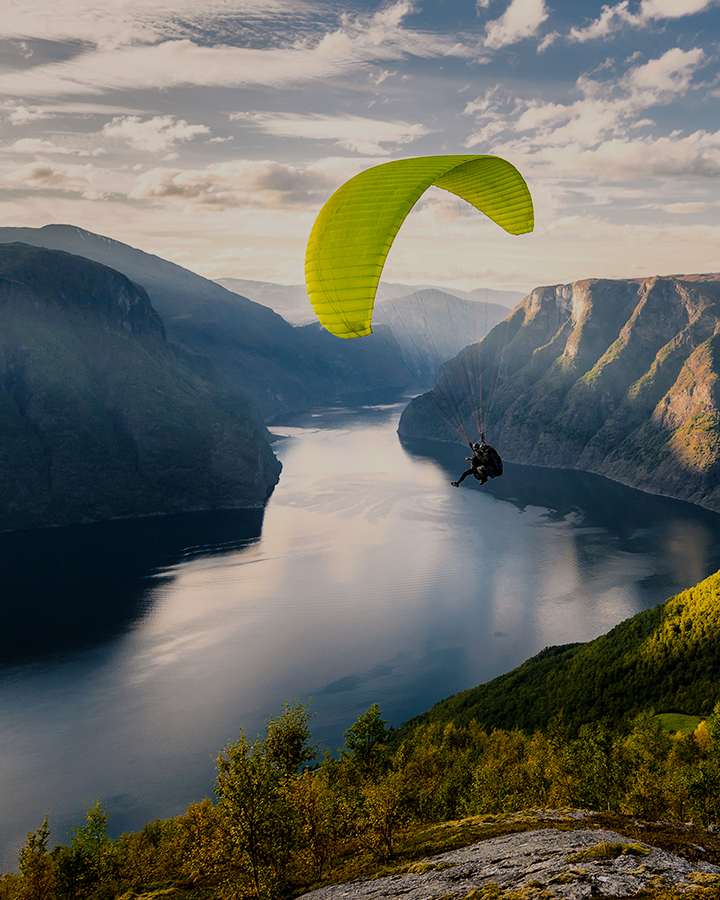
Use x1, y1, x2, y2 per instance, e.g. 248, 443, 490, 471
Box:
305, 155, 533, 338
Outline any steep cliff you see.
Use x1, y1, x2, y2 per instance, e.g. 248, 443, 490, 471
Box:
399, 274, 720, 510
0, 243, 281, 531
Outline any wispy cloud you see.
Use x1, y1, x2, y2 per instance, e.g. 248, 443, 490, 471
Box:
128, 160, 333, 209
5, 138, 106, 157
233, 112, 433, 156
570, 0, 720, 42
102, 116, 210, 153
464, 47, 708, 177
0, 0, 304, 49
0, 1, 485, 99
5, 161, 110, 198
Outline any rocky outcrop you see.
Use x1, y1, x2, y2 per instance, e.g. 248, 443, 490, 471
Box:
0, 244, 281, 531
303, 811, 720, 900
399, 274, 720, 511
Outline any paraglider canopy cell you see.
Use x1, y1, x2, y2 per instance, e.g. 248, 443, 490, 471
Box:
304, 154, 534, 339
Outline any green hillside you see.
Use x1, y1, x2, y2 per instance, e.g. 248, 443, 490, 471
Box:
398, 567, 720, 737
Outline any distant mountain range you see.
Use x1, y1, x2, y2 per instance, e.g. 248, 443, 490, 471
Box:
0, 225, 407, 421
372, 289, 513, 382
0, 243, 280, 531
219, 276, 522, 389
216, 276, 523, 326
400, 274, 720, 511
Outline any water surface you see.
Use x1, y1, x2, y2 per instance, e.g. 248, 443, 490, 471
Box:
1, 401, 720, 868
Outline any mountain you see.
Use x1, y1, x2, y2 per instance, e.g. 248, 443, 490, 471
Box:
398, 566, 720, 738
0, 225, 406, 420
0, 243, 280, 531
215, 278, 316, 325
372, 288, 514, 382
217, 275, 522, 329
399, 274, 720, 511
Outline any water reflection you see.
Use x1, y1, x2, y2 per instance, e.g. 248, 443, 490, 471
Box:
2, 402, 720, 871
0, 510, 264, 666
402, 435, 720, 597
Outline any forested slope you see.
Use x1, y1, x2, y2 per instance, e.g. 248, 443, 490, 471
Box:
399, 567, 720, 737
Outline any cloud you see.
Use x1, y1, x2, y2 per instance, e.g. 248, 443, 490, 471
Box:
0, 0, 303, 50
0, 1, 486, 99
5, 137, 106, 157
621, 47, 704, 105
5, 161, 108, 198
466, 48, 705, 150
233, 112, 433, 155
463, 47, 715, 184
7, 106, 46, 124
641, 0, 719, 18
3, 102, 144, 123
484, 0, 549, 50
537, 30, 559, 53
128, 160, 333, 209
102, 115, 209, 152
570, 0, 720, 42
660, 201, 708, 213
537, 132, 720, 179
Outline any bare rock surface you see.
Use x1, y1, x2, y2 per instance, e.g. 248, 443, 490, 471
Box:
303, 816, 720, 899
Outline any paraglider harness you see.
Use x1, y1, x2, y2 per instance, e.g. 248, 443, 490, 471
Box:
471, 435, 503, 480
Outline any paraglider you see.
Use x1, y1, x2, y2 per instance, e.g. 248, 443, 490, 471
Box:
451, 433, 503, 487
305, 154, 533, 338
304, 154, 533, 483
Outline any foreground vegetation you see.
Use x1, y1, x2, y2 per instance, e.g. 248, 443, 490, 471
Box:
8, 571, 720, 900
5, 697, 720, 900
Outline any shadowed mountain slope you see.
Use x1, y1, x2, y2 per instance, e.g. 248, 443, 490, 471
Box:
0, 243, 280, 531
399, 274, 720, 510
0, 225, 406, 419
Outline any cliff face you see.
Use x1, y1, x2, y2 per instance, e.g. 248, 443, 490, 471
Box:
0, 243, 281, 531
399, 274, 720, 510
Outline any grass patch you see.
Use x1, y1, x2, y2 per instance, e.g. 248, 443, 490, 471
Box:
463, 884, 555, 899
568, 841, 651, 863
655, 713, 704, 734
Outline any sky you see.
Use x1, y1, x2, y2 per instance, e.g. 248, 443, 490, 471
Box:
1, 0, 720, 293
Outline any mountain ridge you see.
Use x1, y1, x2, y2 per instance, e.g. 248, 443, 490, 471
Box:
396, 565, 720, 739
399, 273, 720, 511
0, 225, 407, 419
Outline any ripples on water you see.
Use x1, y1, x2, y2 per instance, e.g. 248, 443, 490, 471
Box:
1, 400, 720, 867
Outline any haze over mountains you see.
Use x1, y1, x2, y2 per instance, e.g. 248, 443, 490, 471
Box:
8, 221, 720, 528
400, 274, 720, 511
217, 276, 523, 326
0, 243, 280, 531
0, 225, 407, 421
219, 277, 521, 383
0, 223, 509, 532
0, 225, 520, 422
